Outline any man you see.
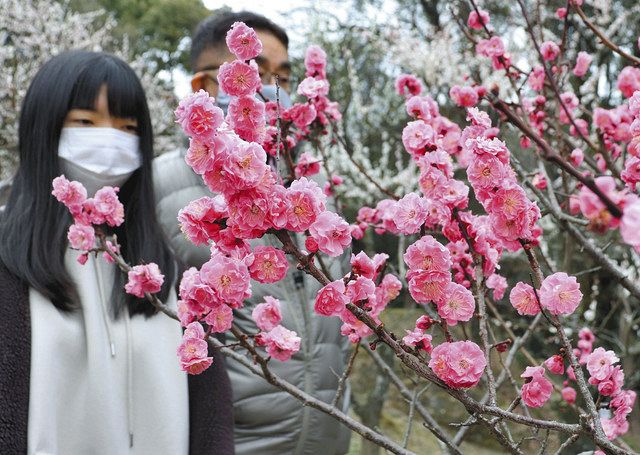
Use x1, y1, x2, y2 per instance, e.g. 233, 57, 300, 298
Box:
153, 11, 352, 455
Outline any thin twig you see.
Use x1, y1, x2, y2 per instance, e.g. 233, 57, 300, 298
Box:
331, 343, 360, 407
574, 5, 640, 66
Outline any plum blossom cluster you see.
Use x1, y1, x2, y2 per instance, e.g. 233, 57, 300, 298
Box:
172, 24, 361, 372
314, 251, 402, 343
509, 272, 583, 316
259, 43, 342, 194
617, 91, 640, 252
51, 175, 164, 298
347, 80, 548, 391
461, 108, 542, 252
403, 235, 476, 327
517, 328, 635, 442
177, 321, 214, 374
429, 340, 486, 389
52, 175, 166, 300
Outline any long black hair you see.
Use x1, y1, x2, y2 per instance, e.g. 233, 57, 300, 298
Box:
0, 50, 175, 317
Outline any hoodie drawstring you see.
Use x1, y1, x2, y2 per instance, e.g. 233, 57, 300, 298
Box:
94, 256, 134, 448
124, 306, 134, 448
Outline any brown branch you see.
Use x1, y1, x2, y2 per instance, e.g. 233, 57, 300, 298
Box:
510, 156, 640, 300
331, 342, 359, 407
516, 0, 603, 159
491, 98, 623, 218
521, 248, 630, 455
574, 5, 640, 66
222, 326, 417, 455
454, 211, 498, 405
363, 344, 464, 455
329, 120, 400, 200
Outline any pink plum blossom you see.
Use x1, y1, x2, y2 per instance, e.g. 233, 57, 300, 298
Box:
315, 280, 349, 316
304, 45, 327, 77
179, 268, 219, 311
309, 211, 352, 257
621, 156, 640, 190
200, 253, 251, 307
252, 296, 282, 332
573, 51, 592, 77
395, 74, 423, 97
52, 175, 87, 216
570, 148, 584, 166
185, 138, 218, 175
351, 251, 375, 279
476, 36, 505, 58
544, 355, 565, 375
228, 95, 266, 133
347, 276, 376, 303
467, 155, 507, 189
125, 263, 164, 298
596, 366, 624, 397
217, 60, 262, 96
403, 328, 433, 353
450, 85, 479, 107
67, 223, 95, 251
520, 366, 553, 408
621, 199, 640, 250
561, 386, 577, 404
261, 325, 301, 361
402, 121, 437, 156
285, 177, 326, 232
178, 196, 227, 245
371, 274, 402, 316
297, 77, 330, 98
204, 304, 234, 333
294, 152, 321, 178
540, 41, 560, 61
406, 95, 436, 120
222, 141, 269, 192
226, 21, 262, 61
287, 103, 317, 129
247, 246, 289, 283
407, 269, 451, 304
539, 272, 582, 315
436, 282, 475, 325
429, 341, 486, 389
617, 66, 640, 98
467, 9, 490, 30
177, 329, 213, 375
89, 186, 125, 226
586, 347, 620, 382
394, 193, 429, 235
529, 65, 545, 91
486, 273, 508, 300
175, 89, 224, 140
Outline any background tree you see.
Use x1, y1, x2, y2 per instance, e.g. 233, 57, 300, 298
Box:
63, 0, 210, 71
0, 0, 184, 202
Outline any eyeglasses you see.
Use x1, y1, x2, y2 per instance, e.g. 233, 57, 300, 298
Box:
191, 66, 291, 90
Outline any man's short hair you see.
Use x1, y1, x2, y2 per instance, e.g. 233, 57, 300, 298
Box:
191, 11, 289, 71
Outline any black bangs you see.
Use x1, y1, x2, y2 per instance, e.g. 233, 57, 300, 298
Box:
69, 55, 146, 121
1, 50, 174, 318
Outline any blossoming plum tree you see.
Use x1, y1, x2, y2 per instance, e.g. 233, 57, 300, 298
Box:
51, 5, 640, 454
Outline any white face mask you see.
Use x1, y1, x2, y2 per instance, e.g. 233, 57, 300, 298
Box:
58, 127, 141, 196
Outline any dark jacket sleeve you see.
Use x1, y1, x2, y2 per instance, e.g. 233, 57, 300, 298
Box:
188, 333, 235, 455
0, 263, 30, 454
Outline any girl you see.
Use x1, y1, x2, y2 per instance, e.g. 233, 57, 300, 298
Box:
0, 51, 233, 454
